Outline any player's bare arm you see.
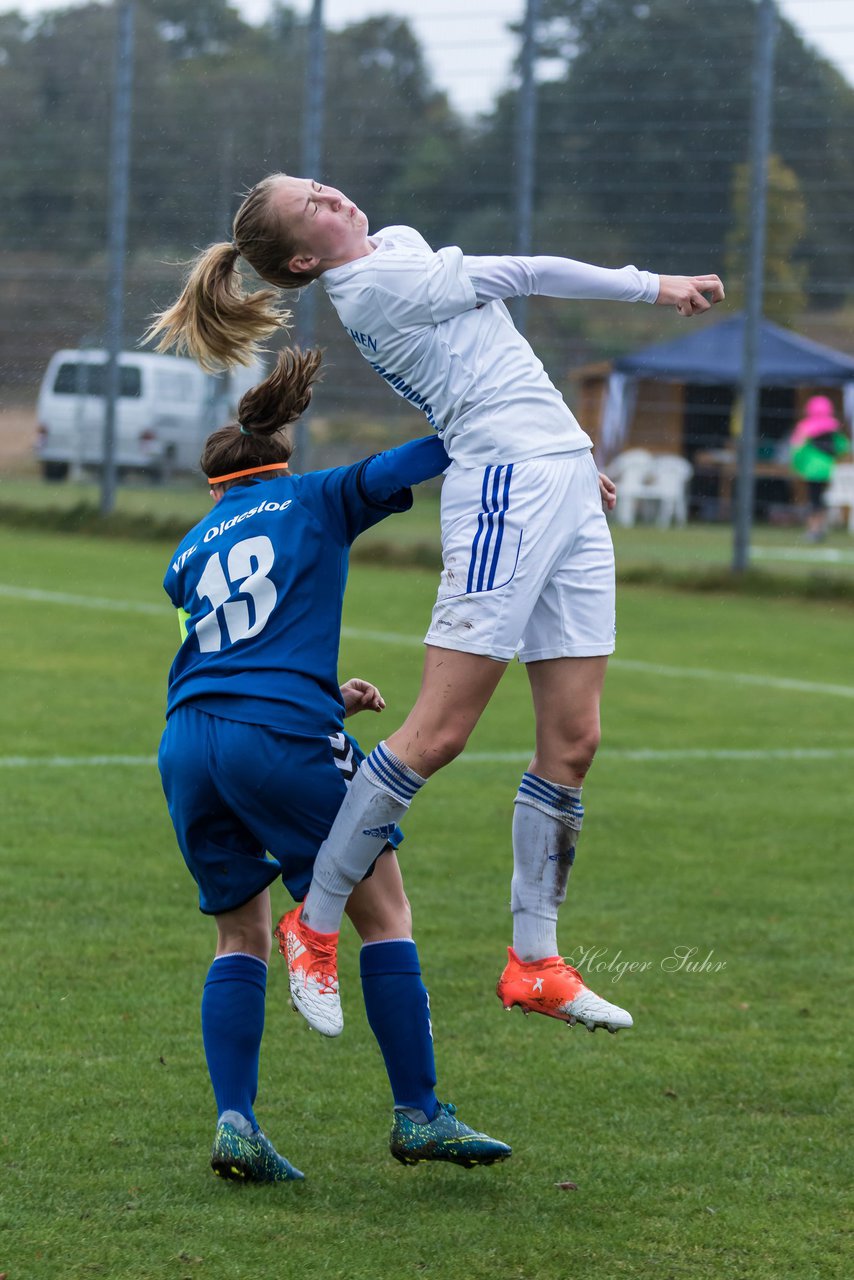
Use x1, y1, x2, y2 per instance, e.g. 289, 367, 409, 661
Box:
655, 274, 725, 316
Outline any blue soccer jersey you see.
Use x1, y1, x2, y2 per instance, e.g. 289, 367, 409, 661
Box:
163, 437, 447, 735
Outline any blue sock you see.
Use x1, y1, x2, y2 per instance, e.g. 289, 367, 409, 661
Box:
360, 940, 438, 1122
201, 953, 267, 1131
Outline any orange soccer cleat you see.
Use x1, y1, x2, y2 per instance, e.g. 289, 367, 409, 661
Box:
275, 905, 343, 1037
496, 947, 633, 1032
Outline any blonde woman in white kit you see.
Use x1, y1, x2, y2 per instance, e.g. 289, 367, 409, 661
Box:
149, 172, 724, 1041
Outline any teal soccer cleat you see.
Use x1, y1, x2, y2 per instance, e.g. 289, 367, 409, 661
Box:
210, 1121, 305, 1183
390, 1102, 512, 1169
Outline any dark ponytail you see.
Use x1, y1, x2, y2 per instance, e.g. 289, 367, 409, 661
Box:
201, 347, 322, 486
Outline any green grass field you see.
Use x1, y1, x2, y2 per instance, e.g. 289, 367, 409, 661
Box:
3, 474, 854, 588
0, 525, 851, 1279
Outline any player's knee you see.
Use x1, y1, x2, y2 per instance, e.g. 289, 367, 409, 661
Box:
550, 723, 601, 781
247, 924, 274, 962
569, 726, 601, 779
425, 723, 472, 770
394, 727, 467, 774
377, 884, 412, 936
216, 922, 272, 962
393, 892, 413, 939
356, 890, 412, 942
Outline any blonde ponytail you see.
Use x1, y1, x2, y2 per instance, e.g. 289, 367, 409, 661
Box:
146, 173, 324, 372
145, 241, 290, 372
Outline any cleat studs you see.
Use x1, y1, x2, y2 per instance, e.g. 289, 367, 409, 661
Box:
568, 1015, 577, 1026
607, 1025, 618, 1035
586, 1022, 596, 1032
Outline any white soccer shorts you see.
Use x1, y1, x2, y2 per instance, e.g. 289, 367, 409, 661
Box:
424, 449, 616, 662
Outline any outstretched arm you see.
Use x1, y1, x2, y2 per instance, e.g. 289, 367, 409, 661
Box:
463, 254, 660, 305
358, 434, 450, 504
463, 255, 724, 318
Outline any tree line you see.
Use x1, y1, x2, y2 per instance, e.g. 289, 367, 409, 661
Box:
1, 0, 853, 392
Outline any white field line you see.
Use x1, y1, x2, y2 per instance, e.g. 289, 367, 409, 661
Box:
0, 755, 159, 767
342, 631, 854, 700
456, 747, 854, 764
2, 747, 854, 769
753, 545, 854, 565
603, 658, 854, 699
348, 635, 854, 701
3, 581, 854, 701
0, 582, 164, 614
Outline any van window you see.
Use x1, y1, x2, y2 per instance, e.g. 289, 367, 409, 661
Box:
154, 369, 196, 401
53, 362, 142, 398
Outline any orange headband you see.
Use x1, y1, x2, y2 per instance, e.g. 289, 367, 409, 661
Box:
207, 462, 290, 485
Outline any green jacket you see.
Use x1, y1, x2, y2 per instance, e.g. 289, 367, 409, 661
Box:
790, 431, 849, 483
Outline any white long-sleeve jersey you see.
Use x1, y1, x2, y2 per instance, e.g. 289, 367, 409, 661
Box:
321, 224, 659, 468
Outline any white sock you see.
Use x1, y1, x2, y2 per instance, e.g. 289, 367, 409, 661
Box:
218, 1110, 253, 1136
510, 772, 584, 962
303, 741, 426, 934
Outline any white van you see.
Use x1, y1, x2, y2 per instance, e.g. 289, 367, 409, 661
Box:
35, 350, 263, 481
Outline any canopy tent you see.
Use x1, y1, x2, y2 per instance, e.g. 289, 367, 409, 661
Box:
600, 314, 854, 458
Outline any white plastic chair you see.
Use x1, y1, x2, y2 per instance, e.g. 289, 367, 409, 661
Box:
642, 455, 694, 527
608, 451, 692, 527
824, 463, 854, 533
608, 450, 654, 527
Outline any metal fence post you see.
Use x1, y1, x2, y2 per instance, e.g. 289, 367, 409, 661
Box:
294, 0, 325, 472
732, 0, 777, 572
100, 0, 134, 516
513, 0, 540, 337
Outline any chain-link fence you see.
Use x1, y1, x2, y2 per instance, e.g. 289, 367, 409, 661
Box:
1, 0, 853, 554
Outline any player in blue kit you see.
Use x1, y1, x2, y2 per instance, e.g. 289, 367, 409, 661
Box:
158, 346, 511, 1181
149, 174, 724, 1044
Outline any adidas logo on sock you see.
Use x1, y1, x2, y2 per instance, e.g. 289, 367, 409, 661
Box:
362, 823, 397, 839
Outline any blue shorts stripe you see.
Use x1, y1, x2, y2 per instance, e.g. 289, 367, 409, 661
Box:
465, 465, 514, 596
475, 466, 503, 593
486, 464, 513, 590
466, 466, 493, 594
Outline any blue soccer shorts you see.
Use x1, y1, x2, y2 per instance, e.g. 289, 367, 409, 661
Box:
158, 704, 401, 915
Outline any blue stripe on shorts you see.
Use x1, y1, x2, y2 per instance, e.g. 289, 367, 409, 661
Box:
467, 464, 514, 594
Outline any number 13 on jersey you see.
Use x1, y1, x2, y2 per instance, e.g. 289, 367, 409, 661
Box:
194, 535, 277, 652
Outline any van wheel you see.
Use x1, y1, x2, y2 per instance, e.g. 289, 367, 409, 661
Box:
41, 461, 69, 482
